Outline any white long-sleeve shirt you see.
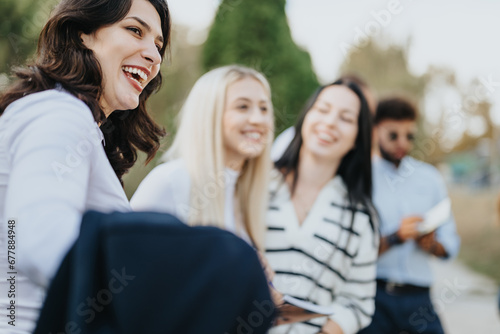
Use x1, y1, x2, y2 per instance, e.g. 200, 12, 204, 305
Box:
270, 126, 295, 161
0, 89, 130, 333
265, 169, 379, 334
131, 159, 251, 243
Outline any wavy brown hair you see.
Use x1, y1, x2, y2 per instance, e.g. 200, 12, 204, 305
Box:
0, 0, 171, 183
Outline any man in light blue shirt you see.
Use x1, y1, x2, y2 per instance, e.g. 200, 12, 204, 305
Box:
360, 97, 460, 334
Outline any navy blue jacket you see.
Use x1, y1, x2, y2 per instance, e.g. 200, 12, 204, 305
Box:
34, 211, 274, 334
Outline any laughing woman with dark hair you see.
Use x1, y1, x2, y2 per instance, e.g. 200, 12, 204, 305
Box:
266, 79, 379, 334
0, 0, 170, 331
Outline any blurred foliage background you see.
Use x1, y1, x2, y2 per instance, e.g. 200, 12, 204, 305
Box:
1, 0, 500, 282
203, 0, 318, 135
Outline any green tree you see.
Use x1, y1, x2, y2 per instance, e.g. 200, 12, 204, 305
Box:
339, 39, 438, 161
0, 0, 57, 77
340, 38, 498, 165
202, 0, 319, 134
340, 39, 427, 101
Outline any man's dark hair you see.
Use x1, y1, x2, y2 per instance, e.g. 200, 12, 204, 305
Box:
374, 97, 417, 125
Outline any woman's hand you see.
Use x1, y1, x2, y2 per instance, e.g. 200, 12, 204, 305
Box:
257, 251, 283, 306
257, 251, 275, 281
270, 286, 284, 307
318, 319, 344, 334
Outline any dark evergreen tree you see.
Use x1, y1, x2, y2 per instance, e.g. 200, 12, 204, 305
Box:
202, 0, 319, 134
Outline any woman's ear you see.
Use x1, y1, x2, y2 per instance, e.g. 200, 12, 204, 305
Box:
79, 32, 94, 48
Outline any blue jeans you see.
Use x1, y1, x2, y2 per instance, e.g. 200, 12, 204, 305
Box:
358, 282, 445, 334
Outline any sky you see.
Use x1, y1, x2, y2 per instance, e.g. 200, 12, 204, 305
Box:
162, 0, 500, 128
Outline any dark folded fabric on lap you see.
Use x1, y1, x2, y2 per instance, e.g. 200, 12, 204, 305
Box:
34, 210, 275, 334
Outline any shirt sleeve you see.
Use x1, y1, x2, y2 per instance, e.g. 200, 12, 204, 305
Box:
433, 171, 460, 259
270, 126, 295, 162
3, 93, 97, 288
329, 214, 379, 334
130, 163, 189, 221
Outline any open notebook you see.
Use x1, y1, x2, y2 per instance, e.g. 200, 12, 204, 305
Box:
417, 198, 451, 235
275, 295, 334, 326
283, 295, 335, 315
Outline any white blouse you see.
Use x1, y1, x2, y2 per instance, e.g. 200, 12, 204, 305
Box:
0, 89, 130, 333
131, 159, 250, 243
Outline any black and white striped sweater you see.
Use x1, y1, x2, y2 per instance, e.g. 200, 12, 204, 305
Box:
265, 169, 379, 334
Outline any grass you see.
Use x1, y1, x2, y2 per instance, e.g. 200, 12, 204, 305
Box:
450, 187, 500, 284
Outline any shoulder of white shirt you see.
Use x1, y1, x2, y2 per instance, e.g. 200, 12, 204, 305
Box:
2, 88, 94, 125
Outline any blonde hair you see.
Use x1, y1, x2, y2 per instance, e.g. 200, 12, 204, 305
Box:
165, 65, 274, 249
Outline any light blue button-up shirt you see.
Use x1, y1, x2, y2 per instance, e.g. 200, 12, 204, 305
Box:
372, 155, 460, 287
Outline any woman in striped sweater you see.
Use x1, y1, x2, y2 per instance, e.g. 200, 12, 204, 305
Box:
266, 78, 379, 334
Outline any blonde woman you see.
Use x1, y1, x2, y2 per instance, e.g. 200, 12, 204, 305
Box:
131, 65, 274, 250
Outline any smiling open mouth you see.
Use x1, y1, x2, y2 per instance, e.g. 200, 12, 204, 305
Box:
122, 66, 147, 86
317, 132, 335, 143
245, 132, 262, 140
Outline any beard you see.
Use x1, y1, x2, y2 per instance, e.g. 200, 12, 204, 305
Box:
379, 145, 404, 167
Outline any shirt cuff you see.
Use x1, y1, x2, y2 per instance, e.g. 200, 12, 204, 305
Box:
329, 306, 359, 334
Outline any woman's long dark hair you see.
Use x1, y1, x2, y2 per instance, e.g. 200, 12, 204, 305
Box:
0, 0, 171, 183
275, 78, 374, 229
